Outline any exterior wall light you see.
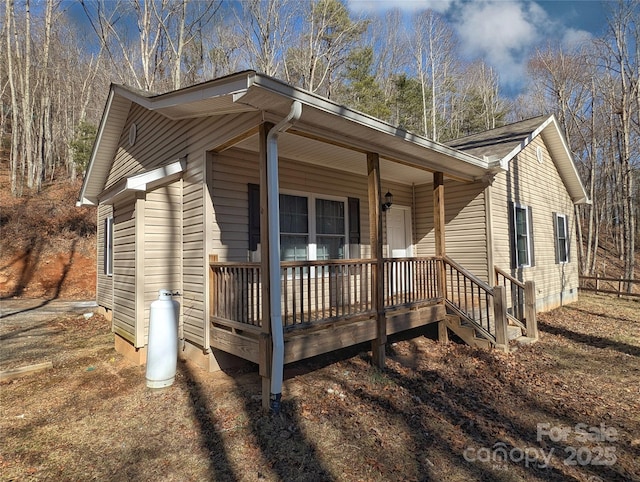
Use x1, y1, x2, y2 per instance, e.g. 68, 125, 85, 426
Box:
382, 191, 393, 211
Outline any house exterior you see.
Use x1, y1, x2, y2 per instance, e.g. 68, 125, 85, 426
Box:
77, 71, 588, 409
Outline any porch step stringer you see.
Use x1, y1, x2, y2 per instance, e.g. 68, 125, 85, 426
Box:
444, 314, 493, 351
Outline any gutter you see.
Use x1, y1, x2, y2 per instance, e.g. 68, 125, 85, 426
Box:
266, 100, 303, 414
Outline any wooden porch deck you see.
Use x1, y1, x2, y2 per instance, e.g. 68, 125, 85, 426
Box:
208, 256, 538, 367
209, 257, 445, 365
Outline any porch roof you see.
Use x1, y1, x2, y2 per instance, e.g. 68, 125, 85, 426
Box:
78, 71, 495, 206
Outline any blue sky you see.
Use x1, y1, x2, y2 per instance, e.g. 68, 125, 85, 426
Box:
347, 0, 611, 96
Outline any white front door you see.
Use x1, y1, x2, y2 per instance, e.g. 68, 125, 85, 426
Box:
387, 206, 412, 258
386, 206, 413, 293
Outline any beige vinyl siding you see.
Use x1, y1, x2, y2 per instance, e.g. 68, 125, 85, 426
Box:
491, 137, 579, 311
182, 154, 207, 344
210, 147, 413, 262
112, 195, 137, 342
143, 182, 183, 344
96, 203, 113, 309
105, 107, 262, 190
101, 106, 262, 350
414, 179, 489, 281
181, 113, 262, 347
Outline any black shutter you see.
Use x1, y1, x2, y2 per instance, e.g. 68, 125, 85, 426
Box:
552, 212, 559, 264
566, 215, 570, 263
348, 197, 360, 245
248, 183, 260, 251
508, 201, 517, 269
528, 206, 535, 267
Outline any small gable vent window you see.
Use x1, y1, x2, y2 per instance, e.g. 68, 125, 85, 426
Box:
129, 123, 137, 147
536, 146, 544, 164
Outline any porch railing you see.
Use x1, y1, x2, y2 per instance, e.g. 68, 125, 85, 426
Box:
210, 256, 526, 348
442, 257, 496, 342
210, 257, 443, 331
383, 257, 442, 308
494, 267, 538, 339
280, 259, 376, 328
495, 267, 526, 330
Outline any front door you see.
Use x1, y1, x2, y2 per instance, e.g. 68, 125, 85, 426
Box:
386, 206, 413, 293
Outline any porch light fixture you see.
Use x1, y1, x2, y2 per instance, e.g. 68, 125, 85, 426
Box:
382, 191, 393, 211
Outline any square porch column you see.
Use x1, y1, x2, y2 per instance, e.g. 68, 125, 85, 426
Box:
434, 172, 448, 343
367, 152, 386, 368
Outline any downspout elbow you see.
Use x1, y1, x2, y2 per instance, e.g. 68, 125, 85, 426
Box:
266, 101, 302, 414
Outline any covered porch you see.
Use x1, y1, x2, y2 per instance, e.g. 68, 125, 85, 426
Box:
200, 76, 533, 409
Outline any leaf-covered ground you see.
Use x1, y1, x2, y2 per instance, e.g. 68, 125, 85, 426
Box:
1, 292, 638, 481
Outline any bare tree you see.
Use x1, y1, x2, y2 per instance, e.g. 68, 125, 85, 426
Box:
284, 0, 367, 97
600, 0, 638, 288
234, 0, 297, 77
409, 10, 457, 141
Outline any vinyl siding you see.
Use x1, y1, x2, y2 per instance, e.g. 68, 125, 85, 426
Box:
101, 103, 263, 349
209, 148, 414, 262
182, 113, 263, 347
112, 195, 137, 342
491, 137, 579, 311
96, 203, 113, 309
414, 180, 489, 282
142, 182, 183, 345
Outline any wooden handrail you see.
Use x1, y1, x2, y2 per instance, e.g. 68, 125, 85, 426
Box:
495, 266, 525, 289
442, 256, 493, 293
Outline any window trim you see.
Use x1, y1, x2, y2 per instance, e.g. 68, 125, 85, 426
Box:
104, 216, 114, 276
555, 213, 569, 264
513, 203, 532, 268
279, 189, 349, 261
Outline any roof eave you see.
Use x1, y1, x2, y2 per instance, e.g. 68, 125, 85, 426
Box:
241, 73, 490, 177
76, 87, 115, 207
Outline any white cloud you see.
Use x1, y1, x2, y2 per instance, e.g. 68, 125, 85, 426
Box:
345, 0, 601, 95
561, 28, 593, 50
453, 1, 546, 88
347, 0, 455, 14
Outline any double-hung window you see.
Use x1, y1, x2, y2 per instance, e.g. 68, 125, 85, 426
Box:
315, 198, 345, 260
554, 213, 569, 263
280, 194, 309, 261
279, 193, 347, 261
513, 204, 531, 268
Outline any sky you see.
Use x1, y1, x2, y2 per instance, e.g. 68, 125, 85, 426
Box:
347, 0, 613, 97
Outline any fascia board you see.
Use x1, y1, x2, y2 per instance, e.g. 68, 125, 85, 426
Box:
113, 72, 253, 112
76, 88, 116, 207
542, 116, 590, 204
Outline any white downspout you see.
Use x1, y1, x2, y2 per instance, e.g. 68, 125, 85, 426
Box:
266, 100, 302, 413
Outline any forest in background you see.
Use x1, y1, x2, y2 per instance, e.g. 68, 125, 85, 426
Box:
1, 0, 638, 285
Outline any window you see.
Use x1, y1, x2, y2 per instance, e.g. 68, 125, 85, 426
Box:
280, 194, 309, 261
279, 193, 347, 261
247, 185, 355, 262
316, 198, 345, 260
555, 213, 569, 263
513, 204, 531, 268
104, 216, 114, 276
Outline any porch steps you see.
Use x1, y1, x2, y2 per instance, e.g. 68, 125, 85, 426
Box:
508, 325, 524, 341
444, 314, 492, 350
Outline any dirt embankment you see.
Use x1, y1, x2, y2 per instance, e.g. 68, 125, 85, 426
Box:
0, 168, 97, 300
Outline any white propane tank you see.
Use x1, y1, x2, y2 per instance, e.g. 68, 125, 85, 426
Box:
146, 290, 179, 388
